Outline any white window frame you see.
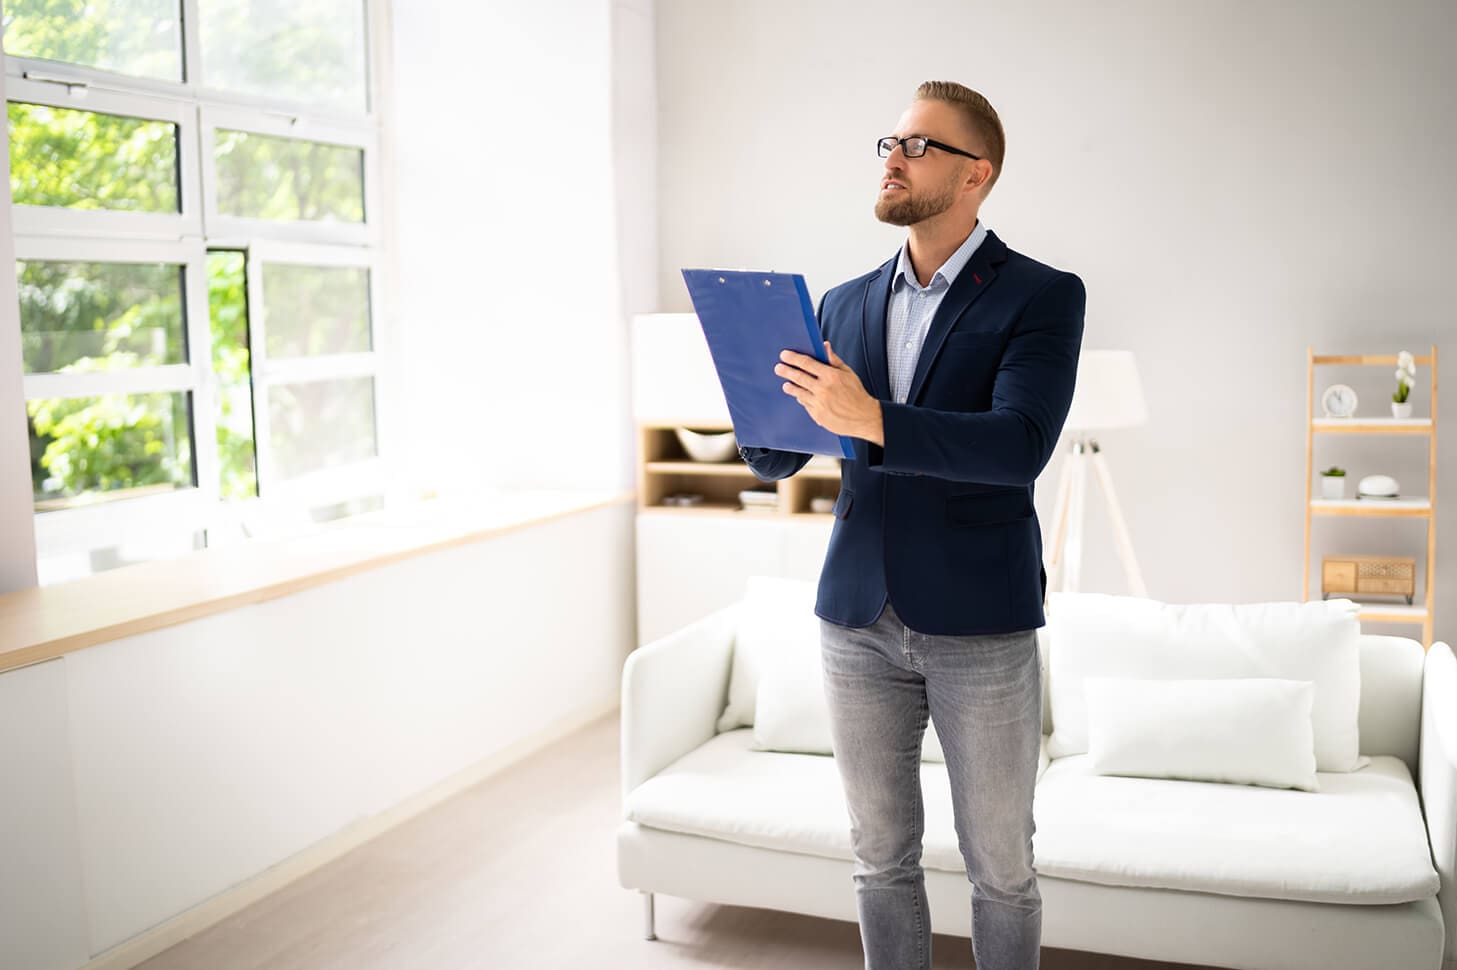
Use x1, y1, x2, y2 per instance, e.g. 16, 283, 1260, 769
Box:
3, 0, 395, 572
4, 0, 378, 124
4, 76, 204, 240
200, 105, 379, 249
18, 235, 220, 557
245, 240, 389, 509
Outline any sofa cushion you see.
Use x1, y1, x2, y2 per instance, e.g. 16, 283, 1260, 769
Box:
1046, 593, 1366, 772
627, 732, 1438, 907
625, 729, 965, 870
1085, 677, 1319, 791
1034, 754, 1439, 904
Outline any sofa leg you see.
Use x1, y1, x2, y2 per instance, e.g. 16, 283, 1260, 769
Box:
642, 890, 657, 941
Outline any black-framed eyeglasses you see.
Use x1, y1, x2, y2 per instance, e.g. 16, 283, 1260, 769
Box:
877, 135, 982, 161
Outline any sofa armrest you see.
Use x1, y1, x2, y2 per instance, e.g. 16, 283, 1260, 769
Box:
1420, 641, 1457, 964
620, 603, 740, 807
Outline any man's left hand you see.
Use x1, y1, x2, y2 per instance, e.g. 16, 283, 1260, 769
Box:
776, 342, 885, 446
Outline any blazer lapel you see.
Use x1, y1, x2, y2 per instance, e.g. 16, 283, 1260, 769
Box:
904, 229, 1008, 405
859, 252, 898, 401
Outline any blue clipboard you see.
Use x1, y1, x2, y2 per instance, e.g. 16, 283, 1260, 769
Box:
681, 269, 855, 459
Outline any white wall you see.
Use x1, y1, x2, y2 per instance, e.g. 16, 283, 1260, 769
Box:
0, 503, 633, 967
612, 0, 660, 321
387, 0, 655, 495
654, 0, 1457, 642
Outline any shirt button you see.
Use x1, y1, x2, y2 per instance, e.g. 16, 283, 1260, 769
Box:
904, 341, 913, 349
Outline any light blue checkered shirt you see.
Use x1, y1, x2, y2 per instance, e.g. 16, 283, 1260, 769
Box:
886, 220, 988, 403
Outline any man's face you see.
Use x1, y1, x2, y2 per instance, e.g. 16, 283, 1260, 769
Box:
874, 99, 980, 227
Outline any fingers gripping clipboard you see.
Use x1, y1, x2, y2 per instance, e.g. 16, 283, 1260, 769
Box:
680, 268, 856, 460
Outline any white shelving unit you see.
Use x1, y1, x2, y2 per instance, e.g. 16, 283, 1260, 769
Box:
1303, 347, 1438, 646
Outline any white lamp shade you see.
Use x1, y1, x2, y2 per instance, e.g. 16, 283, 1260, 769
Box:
1063, 350, 1147, 431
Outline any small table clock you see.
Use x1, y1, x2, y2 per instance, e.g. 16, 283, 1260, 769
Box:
1321, 383, 1358, 418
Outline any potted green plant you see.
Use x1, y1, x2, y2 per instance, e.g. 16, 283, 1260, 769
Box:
1320, 465, 1347, 500
1392, 350, 1415, 419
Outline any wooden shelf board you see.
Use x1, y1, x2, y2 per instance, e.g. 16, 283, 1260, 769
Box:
638, 505, 835, 519
637, 420, 733, 430
1313, 355, 1434, 366
641, 502, 747, 516
1311, 418, 1432, 434
1309, 497, 1431, 517
644, 461, 753, 477
1356, 604, 1431, 622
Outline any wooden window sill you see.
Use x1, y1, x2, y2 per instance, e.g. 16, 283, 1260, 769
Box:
0, 488, 635, 674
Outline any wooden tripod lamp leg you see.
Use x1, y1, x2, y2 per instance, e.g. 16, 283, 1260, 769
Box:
1046, 441, 1077, 592
1063, 442, 1090, 593
1088, 444, 1148, 598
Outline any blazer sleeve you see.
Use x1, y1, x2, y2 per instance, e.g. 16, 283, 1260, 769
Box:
740, 444, 811, 482
866, 271, 1085, 485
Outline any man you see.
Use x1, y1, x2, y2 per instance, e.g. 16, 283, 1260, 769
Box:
739, 81, 1084, 970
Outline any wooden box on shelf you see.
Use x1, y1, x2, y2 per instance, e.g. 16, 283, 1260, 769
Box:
1321, 554, 1417, 605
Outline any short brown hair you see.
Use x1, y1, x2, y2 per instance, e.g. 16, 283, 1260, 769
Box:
915, 80, 1005, 192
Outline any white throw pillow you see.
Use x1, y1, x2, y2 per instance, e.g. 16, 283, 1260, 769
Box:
752, 629, 832, 754
1085, 677, 1319, 791
753, 654, 948, 763
1046, 593, 1366, 772
726, 578, 946, 762
716, 576, 820, 733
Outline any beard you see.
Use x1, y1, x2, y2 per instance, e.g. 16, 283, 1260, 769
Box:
873, 171, 960, 227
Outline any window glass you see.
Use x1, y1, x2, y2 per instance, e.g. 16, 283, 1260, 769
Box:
215, 129, 364, 223
2, 0, 184, 81
199, 0, 368, 112
8, 103, 180, 212
18, 260, 186, 373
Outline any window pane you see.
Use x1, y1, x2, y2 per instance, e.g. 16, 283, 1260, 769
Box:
199, 0, 367, 113
208, 251, 258, 500
268, 377, 375, 481
17, 260, 186, 374
262, 263, 371, 358
2, 0, 183, 82
8, 103, 180, 212
28, 392, 195, 509
214, 130, 364, 223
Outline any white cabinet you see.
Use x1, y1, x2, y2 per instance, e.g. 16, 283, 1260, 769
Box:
636, 512, 832, 645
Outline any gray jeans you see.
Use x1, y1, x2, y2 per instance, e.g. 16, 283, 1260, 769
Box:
819, 599, 1043, 970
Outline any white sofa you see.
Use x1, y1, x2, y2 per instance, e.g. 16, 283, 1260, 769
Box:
617, 588, 1457, 970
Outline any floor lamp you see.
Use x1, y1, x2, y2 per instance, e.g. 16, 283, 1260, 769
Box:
1046, 350, 1149, 597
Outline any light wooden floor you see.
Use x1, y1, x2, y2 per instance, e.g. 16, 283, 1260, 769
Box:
137, 711, 1205, 970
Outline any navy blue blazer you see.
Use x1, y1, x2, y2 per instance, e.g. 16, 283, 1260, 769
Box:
742, 229, 1085, 635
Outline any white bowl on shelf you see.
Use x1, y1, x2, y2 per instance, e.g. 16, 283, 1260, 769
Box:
1357, 474, 1400, 499
675, 428, 738, 462
810, 496, 835, 514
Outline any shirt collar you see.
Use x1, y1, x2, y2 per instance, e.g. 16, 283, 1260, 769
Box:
892, 219, 988, 293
